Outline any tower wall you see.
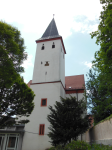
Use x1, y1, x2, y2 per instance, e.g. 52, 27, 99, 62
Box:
60, 43, 65, 88
22, 83, 64, 150
32, 39, 65, 85
22, 38, 65, 150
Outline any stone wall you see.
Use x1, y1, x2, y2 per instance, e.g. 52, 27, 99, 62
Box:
82, 117, 112, 145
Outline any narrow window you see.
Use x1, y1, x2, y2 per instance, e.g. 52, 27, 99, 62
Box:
39, 124, 45, 135
41, 44, 45, 50
41, 98, 47, 106
8, 137, 16, 147
52, 42, 55, 48
45, 61, 49, 66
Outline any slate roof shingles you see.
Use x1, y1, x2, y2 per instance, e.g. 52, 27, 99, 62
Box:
36, 18, 61, 42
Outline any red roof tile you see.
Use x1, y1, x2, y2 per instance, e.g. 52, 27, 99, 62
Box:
27, 74, 85, 90
65, 75, 85, 90
27, 80, 32, 88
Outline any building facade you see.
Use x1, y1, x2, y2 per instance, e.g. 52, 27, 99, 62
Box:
0, 18, 85, 150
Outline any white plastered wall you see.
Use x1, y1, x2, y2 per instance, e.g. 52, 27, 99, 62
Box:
59, 43, 65, 88
32, 39, 65, 84
22, 83, 64, 150
22, 38, 65, 150
65, 93, 84, 101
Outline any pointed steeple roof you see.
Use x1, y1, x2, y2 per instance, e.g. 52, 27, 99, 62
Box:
42, 18, 59, 38
35, 18, 66, 54
36, 18, 61, 41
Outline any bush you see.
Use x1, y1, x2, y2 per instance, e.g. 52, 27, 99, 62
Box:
48, 141, 112, 150
64, 140, 91, 150
91, 143, 112, 150
48, 140, 91, 150
48, 145, 63, 150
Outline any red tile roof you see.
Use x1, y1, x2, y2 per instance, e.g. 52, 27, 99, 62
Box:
27, 80, 32, 88
65, 75, 85, 90
27, 74, 85, 90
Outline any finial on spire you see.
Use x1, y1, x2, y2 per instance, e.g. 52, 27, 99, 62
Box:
53, 14, 55, 18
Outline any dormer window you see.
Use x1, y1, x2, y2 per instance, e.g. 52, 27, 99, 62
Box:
52, 42, 55, 48
41, 44, 45, 50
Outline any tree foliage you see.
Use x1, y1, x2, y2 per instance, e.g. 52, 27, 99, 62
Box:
90, 0, 112, 80
86, 0, 112, 124
0, 77, 35, 128
86, 69, 112, 124
0, 21, 27, 88
0, 21, 35, 127
47, 96, 90, 147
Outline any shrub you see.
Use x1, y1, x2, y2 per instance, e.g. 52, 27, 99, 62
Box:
64, 140, 91, 150
48, 145, 63, 150
91, 143, 112, 150
48, 140, 91, 150
48, 141, 112, 150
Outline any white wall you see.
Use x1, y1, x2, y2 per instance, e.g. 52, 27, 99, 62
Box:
59, 43, 65, 87
60, 84, 65, 99
32, 39, 65, 84
22, 82, 64, 150
65, 93, 84, 101
22, 38, 65, 150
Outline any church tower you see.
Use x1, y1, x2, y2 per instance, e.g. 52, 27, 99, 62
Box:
22, 18, 66, 150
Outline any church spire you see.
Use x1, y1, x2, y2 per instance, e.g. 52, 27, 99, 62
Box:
36, 18, 61, 42
41, 18, 59, 38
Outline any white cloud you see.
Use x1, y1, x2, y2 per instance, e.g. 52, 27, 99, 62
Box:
84, 61, 92, 68
22, 54, 33, 69
0, 0, 102, 39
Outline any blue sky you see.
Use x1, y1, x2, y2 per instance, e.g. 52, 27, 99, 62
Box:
0, 0, 102, 83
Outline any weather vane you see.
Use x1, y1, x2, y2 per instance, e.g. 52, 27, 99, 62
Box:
53, 14, 55, 18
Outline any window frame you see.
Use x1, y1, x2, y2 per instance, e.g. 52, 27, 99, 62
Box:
52, 42, 55, 48
39, 124, 45, 135
41, 98, 47, 107
41, 44, 45, 50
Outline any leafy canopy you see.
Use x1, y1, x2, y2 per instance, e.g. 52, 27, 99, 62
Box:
0, 21, 27, 88
86, 0, 112, 124
0, 21, 35, 127
47, 96, 90, 147
0, 77, 35, 128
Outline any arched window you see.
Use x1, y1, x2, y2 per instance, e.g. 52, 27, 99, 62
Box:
52, 42, 55, 48
41, 44, 45, 50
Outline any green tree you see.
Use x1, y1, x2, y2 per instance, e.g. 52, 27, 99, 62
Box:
0, 21, 35, 127
90, 0, 112, 95
86, 0, 112, 124
47, 96, 90, 147
0, 77, 35, 128
0, 21, 27, 88
86, 69, 112, 124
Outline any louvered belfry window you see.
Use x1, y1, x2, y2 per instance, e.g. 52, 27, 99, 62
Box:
39, 124, 45, 135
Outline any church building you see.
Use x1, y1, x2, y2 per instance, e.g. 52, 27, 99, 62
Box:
0, 18, 85, 150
